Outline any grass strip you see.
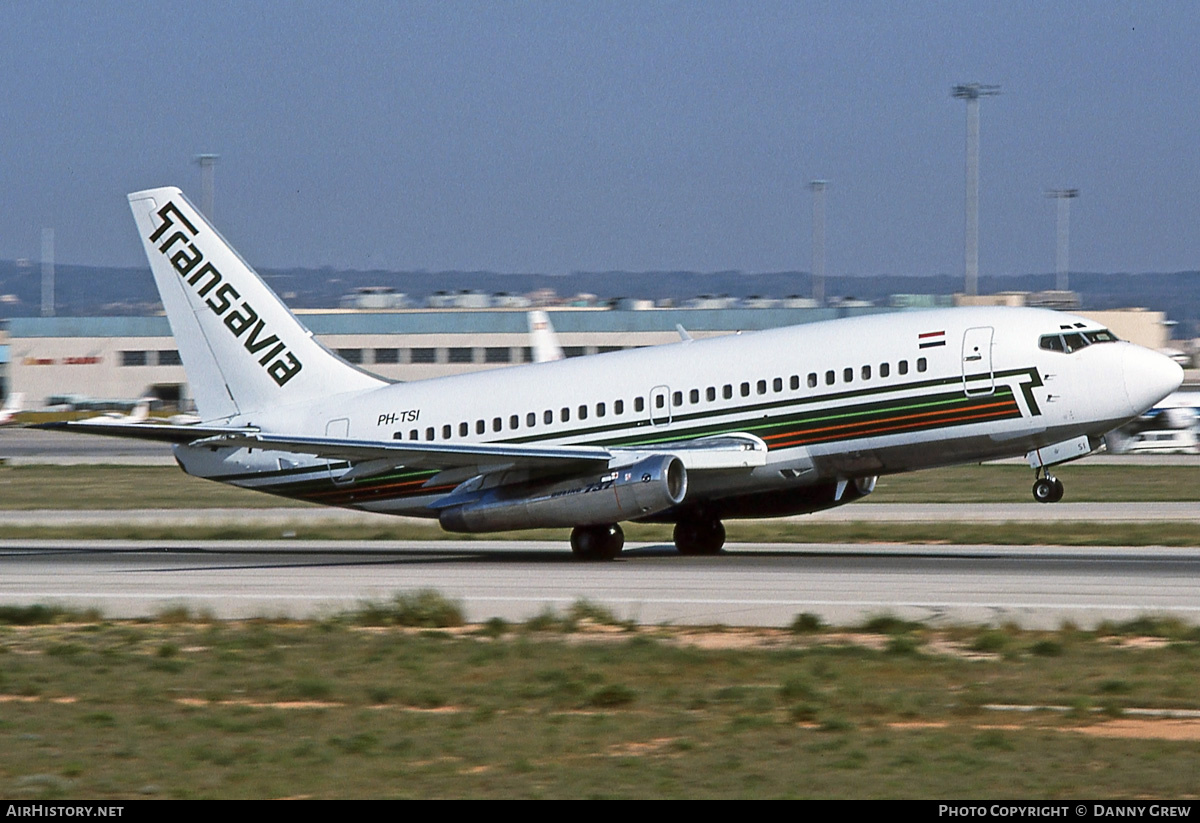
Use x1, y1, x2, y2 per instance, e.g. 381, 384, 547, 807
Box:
3, 606, 1200, 798
0, 463, 1198, 510
1, 521, 1199, 546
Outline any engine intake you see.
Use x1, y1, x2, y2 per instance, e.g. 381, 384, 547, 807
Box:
439, 454, 687, 533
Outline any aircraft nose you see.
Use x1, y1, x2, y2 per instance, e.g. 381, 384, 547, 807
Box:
1122, 345, 1183, 416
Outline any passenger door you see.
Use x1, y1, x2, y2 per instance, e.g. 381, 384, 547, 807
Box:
962, 327, 995, 396
649, 385, 672, 427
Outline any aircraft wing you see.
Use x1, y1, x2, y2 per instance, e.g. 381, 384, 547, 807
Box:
202, 432, 614, 479
37, 421, 766, 477
207, 431, 767, 473
611, 433, 769, 469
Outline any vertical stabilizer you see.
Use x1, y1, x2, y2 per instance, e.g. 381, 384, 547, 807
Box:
128, 188, 384, 419
528, 310, 565, 363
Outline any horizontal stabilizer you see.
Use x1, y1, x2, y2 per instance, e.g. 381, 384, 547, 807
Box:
34, 420, 257, 444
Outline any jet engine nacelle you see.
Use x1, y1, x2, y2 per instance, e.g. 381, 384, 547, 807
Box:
439, 454, 688, 533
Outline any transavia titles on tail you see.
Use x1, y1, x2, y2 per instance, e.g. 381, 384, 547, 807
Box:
40, 187, 1183, 559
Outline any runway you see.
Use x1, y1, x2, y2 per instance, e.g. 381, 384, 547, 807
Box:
3, 539, 1199, 629
2, 501, 1198, 527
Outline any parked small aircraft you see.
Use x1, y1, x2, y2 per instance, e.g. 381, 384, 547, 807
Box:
0, 393, 24, 427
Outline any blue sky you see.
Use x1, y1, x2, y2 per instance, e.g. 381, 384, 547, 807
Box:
2, 1, 1198, 279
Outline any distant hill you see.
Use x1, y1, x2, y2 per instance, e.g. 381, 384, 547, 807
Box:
1, 260, 1196, 337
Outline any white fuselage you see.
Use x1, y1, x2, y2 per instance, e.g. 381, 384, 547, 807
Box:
173, 306, 1179, 519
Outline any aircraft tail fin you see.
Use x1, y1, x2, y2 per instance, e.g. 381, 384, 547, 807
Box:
528, 310, 565, 363
128, 398, 150, 423
127, 188, 384, 419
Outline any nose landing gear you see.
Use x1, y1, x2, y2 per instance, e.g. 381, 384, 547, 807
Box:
1032, 469, 1064, 503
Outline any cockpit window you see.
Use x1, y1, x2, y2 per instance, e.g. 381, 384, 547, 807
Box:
1040, 328, 1119, 354
1039, 334, 1065, 353
1083, 329, 1119, 344
1062, 332, 1089, 352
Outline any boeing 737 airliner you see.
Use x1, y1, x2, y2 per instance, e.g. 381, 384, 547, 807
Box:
44, 188, 1184, 559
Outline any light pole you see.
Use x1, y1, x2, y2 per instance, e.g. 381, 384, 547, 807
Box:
194, 153, 220, 219
1046, 188, 1079, 291
40, 227, 54, 318
952, 83, 1000, 296
809, 180, 827, 305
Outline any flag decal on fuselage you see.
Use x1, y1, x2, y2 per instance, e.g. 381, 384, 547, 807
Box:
918, 330, 947, 349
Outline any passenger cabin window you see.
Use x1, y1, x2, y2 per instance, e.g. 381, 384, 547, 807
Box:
615, 400, 625, 414
862, 365, 871, 380
578, 406, 588, 421
510, 415, 519, 430
808, 373, 817, 388
596, 402, 606, 417
690, 389, 700, 404
898, 360, 909, 375
544, 410, 553, 424
527, 412, 536, 427
442, 425, 451, 439
880, 362, 890, 378
672, 391, 682, 407
493, 417, 502, 432
723, 385, 733, 399
560, 408, 570, 422
706, 387, 716, 402
740, 382, 750, 397
476, 420, 485, 434
917, 357, 927, 373
459, 422, 468, 437
425, 427, 434, 441
756, 380, 767, 395
843, 368, 853, 383
789, 375, 799, 390
635, 397, 645, 412
825, 370, 835, 385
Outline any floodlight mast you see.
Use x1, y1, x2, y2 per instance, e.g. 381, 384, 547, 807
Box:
194, 153, 220, 219
40, 228, 54, 318
809, 180, 827, 306
1046, 188, 1079, 291
952, 83, 1000, 296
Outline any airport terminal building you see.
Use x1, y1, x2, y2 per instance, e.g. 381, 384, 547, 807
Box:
3, 304, 1176, 411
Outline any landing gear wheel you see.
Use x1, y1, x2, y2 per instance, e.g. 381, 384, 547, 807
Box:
1032, 475, 1065, 503
673, 518, 726, 555
570, 524, 625, 561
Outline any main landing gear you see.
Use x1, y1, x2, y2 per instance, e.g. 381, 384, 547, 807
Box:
568, 517, 729, 559
1032, 469, 1065, 503
570, 524, 625, 561
673, 517, 726, 555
